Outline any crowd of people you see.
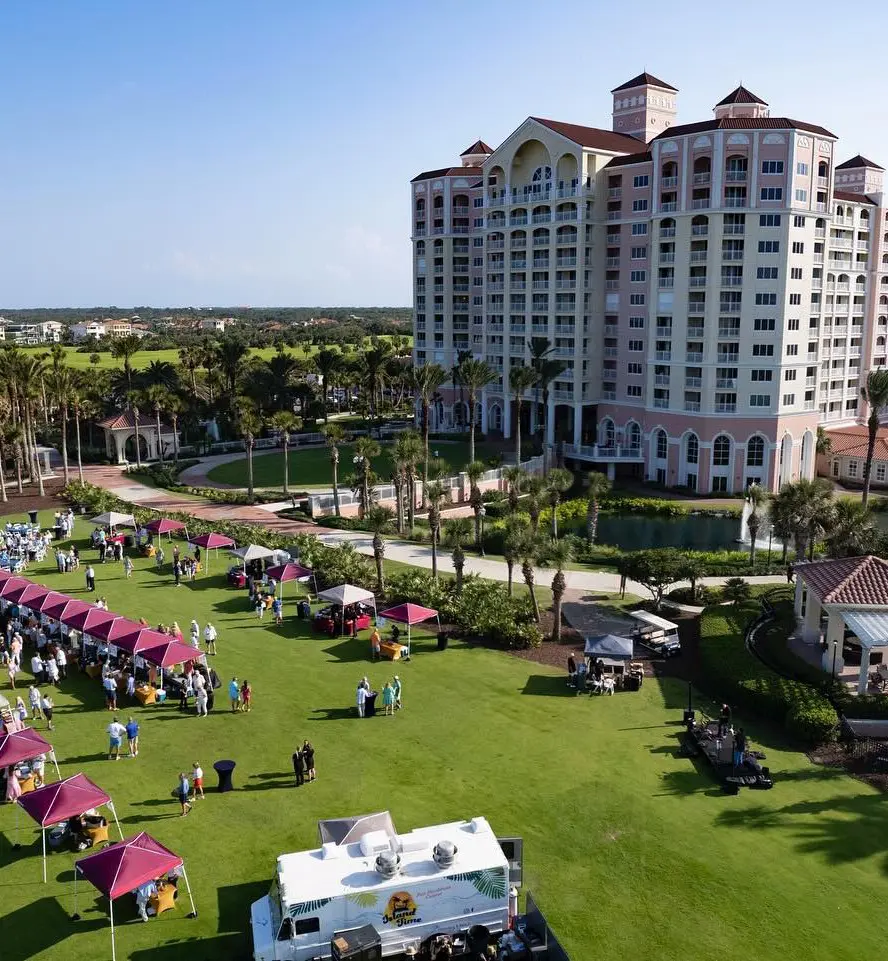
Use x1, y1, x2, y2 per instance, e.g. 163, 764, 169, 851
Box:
355, 674, 402, 718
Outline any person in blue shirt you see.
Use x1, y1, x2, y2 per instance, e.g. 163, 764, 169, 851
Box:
126, 717, 140, 757
272, 596, 283, 625
176, 772, 192, 817
229, 677, 240, 713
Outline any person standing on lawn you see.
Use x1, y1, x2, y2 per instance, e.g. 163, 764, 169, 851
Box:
191, 761, 204, 799
123, 556, 134, 579
31, 652, 45, 685
41, 693, 55, 731
228, 676, 240, 713
195, 685, 208, 717
240, 679, 252, 713
156, 546, 165, 569
292, 746, 305, 787
356, 682, 367, 718
272, 596, 283, 625
173, 560, 182, 587
55, 645, 67, 680
7, 659, 18, 689
393, 675, 402, 711
107, 717, 126, 760
85, 564, 96, 592
28, 685, 43, 720
369, 626, 381, 661
126, 717, 140, 757
302, 740, 315, 782
381, 681, 395, 716
204, 623, 217, 656
176, 771, 193, 816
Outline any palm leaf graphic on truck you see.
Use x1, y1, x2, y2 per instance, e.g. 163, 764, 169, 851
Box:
346, 892, 380, 909
448, 868, 507, 899
288, 898, 332, 918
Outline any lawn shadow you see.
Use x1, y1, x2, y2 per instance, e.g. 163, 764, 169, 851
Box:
3, 897, 106, 961
130, 933, 245, 961
654, 767, 724, 798
217, 879, 270, 933
520, 675, 576, 697
309, 706, 356, 721
60, 752, 108, 765
322, 638, 367, 664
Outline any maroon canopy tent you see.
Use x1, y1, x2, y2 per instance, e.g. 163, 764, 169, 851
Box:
101, 618, 145, 646
0, 568, 16, 583
112, 627, 170, 655
0, 728, 60, 779
144, 517, 188, 541
88, 615, 126, 642
9, 583, 52, 610
17, 772, 122, 882
139, 639, 200, 669
379, 602, 440, 656
0, 576, 30, 599
266, 562, 316, 600
62, 607, 118, 635
73, 832, 197, 961
36, 590, 73, 615
188, 532, 235, 572
43, 596, 90, 623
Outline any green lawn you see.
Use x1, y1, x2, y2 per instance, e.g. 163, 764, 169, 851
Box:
2, 511, 888, 961
206, 441, 503, 489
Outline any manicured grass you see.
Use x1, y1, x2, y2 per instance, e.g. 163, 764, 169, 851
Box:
2, 512, 888, 961
206, 441, 503, 489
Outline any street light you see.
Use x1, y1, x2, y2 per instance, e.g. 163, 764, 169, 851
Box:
767, 525, 774, 567
832, 639, 838, 688
479, 506, 487, 557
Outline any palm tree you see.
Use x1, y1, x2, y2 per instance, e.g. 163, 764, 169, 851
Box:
70, 374, 87, 483
544, 468, 573, 538
547, 538, 573, 643
144, 385, 169, 463
124, 391, 143, 468
0, 422, 22, 498
270, 411, 301, 496
772, 478, 834, 560
503, 515, 529, 596
178, 345, 202, 396
585, 472, 612, 544
426, 481, 445, 580
816, 426, 832, 458
509, 364, 539, 465
825, 499, 882, 557
458, 359, 496, 464
313, 348, 342, 421
445, 517, 473, 594
166, 394, 183, 465
503, 466, 527, 513
20, 356, 47, 495
362, 340, 393, 437
353, 436, 381, 519
528, 337, 567, 470
48, 365, 72, 484
465, 460, 486, 551
679, 552, 705, 604
410, 364, 448, 497
391, 430, 422, 535
365, 506, 393, 595
861, 369, 888, 506
235, 400, 261, 504
217, 336, 249, 397
110, 335, 142, 392
519, 532, 546, 622
524, 475, 545, 536
745, 483, 768, 567
320, 423, 346, 516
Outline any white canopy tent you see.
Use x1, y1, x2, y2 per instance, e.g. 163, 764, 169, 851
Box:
90, 512, 136, 530
317, 584, 377, 628
229, 544, 276, 571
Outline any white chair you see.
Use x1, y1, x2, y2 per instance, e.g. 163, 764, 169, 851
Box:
590, 676, 603, 695
602, 677, 616, 696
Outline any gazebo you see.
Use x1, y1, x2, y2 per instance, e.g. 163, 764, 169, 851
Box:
17, 773, 122, 882
73, 832, 197, 961
98, 411, 179, 465
794, 555, 888, 693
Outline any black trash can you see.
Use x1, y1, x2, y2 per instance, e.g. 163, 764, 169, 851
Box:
27, 510, 39, 526
437, 632, 449, 652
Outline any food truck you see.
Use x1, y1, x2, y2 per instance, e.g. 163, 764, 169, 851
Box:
251, 813, 521, 961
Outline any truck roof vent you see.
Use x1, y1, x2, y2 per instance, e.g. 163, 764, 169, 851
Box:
375, 851, 401, 879
433, 840, 458, 869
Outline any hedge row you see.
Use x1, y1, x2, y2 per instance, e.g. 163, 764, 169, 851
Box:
698, 592, 839, 744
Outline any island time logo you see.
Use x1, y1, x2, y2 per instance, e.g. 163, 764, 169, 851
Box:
382, 891, 421, 927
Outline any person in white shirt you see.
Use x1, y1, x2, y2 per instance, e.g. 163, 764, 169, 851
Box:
126, 673, 136, 697
55, 646, 67, 680
40, 695, 54, 730
107, 718, 127, 760
30, 653, 44, 684
356, 684, 367, 718
195, 686, 208, 717
45, 657, 59, 686
203, 623, 217, 656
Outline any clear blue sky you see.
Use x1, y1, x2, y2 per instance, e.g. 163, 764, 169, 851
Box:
2, 0, 886, 309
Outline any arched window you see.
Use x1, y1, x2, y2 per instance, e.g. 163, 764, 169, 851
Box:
818, 161, 829, 178
857, 274, 867, 286
600, 418, 615, 447
815, 218, 826, 231
662, 161, 678, 179
747, 436, 765, 467
836, 205, 844, 217
686, 433, 699, 465
860, 209, 870, 222
416, 241, 425, 255
532, 165, 552, 183
416, 199, 425, 213
434, 239, 443, 252
656, 429, 668, 460
713, 435, 731, 467
433, 195, 444, 210
627, 422, 641, 451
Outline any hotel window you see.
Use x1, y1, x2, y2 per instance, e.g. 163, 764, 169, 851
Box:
755, 293, 777, 306
656, 431, 668, 459
797, 162, 809, 176
789, 293, 802, 305
792, 241, 805, 254
747, 436, 765, 466
627, 362, 643, 374
753, 344, 774, 356
795, 189, 808, 202
758, 240, 780, 253
474, 218, 484, 227
877, 464, 887, 482
750, 394, 772, 407
793, 215, 806, 227
630, 270, 646, 282
759, 214, 782, 227
757, 266, 779, 279
631, 246, 647, 259
790, 267, 803, 279
712, 435, 731, 466
473, 197, 484, 208
629, 294, 645, 305
631, 222, 648, 235
628, 340, 644, 351
761, 160, 784, 174
687, 435, 699, 464
627, 385, 642, 397
632, 199, 649, 212
473, 237, 484, 247
760, 187, 783, 201
782, 393, 796, 406
751, 370, 773, 381
848, 460, 859, 478
754, 318, 776, 331
786, 344, 799, 356
633, 175, 650, 188
628, 316, 645, 328
788, 319, 800, 330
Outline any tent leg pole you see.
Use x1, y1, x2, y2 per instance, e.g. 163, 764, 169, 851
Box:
51, 749, 61, 780
14, 799, 20, 849
109, 801, 123, 839
42, 827, 47, 883
72, 867, 80, 920
110, 898, 116, 961
181, 863, 198, 918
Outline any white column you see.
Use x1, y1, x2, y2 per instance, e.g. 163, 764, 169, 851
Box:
530, 402, 538, 433
859, 647, 871, 695
821, 611, 845, 676
503, 390, 512, 439
793, 576, 806, 617
480, 390, 488, 433
803, 594, 821, 642
114, 434, 125, 464
546, 398, 555, 446
573, 403, 583, 446
606, 462, 616, 481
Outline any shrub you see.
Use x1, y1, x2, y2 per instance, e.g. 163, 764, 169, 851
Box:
785, 702, 839, 743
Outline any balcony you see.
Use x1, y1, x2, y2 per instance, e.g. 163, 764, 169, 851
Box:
661, 176, 679, 189
603, 347, 619, 358
661, 202, 678, 212
509, 344, 525, 356
556, 211, 578, 222
433, 283, 444, 293
718, 327, 741, 338
555, 324, 576, 334
555, 280, 576, 289
556, 257, 576, 267
562, 443, 644, 463
715, 402, 737, 413
686, 351, 704, 362
556, 186, 581, 199
689, 277, 707, 287
605, 281, 620, 290
486, 240, 504, 251
453, 265, 469, 274
511, 260, 527, 269
724, 196, 747, 208
660, 252, 675, 264
607, 211, 622, 222
692, 198, 710, 209
555, 234, 577, 245
685, 376, 702, 388
659, 278, 675, 289
716, 378, 737, 389
685, 400, 701, 412
414, 228, 427, 237
723, 224, 745, 235
453, 283, 469, 293
601, 390, 616, 401
532, 213, 552, 224
552, 347, 574, 358
605, 256, 621, 268
653, 398, 670, 410
655, 326, 673, 337
510, 323, 526, 333
511, 217, 528, 226
693, 172, 711, 185
510, 281, 527, 290
604, 324, 618, 335
691, 225, 709, 236
818, 176, 829, 188
654, 374, 671, 386
690, 251, 708, 262
487, 323, 504, 332
533, 259, 550, 269
804, 400, 817, 410
532, 281, 549, 290
722, 250, 744, 261
716, 353, 738, 363
688, 303, 706, 314
687, 327, 705, 339
432, 227, 446, 235
608, 187, 622, 199
725, 171, 748, 182
660, 226, 676, 238
532, 236, 549, 247
721, 277, 743, 288
511, 238, 526, 249
552, 389, 574, 401
815, 228, 826, 238
488, 282, 504, 291
531, 324, 548, 335
655, 350, 672, 361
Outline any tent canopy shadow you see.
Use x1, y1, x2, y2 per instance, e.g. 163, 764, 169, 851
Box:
520, 675, 574, 697
3, 896, 106, 961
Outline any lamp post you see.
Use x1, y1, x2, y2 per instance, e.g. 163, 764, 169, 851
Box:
479, 506, 487, 557
832, 639, 838, 690
767, 525, 774, 567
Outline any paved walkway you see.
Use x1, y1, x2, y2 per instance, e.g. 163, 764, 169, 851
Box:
86, 465, 788, 597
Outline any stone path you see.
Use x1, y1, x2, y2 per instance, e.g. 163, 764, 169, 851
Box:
86, 465, 788, 597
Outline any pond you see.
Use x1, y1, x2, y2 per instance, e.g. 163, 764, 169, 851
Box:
594, 512, 742, 552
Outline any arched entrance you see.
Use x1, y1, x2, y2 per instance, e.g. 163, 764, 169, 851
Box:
125, 433, 150, 462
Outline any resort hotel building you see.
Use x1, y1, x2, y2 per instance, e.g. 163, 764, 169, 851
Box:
409, 72, 888, 493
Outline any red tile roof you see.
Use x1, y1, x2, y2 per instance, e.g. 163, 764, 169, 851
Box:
411, 166, 482, 183
529, 118, 643, 153
653, 117, 836, 140
715, 85, 768, 107
800, 555, 888, 606
833, 190, 877, 205
604, 151, 652, 168
97, 411, 171, 431
825, 425, 888, 460
836, 154, 884, 171
461, 140, 492, 156
611, 72, 677, 93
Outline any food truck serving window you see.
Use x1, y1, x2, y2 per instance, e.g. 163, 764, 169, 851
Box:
278, 917, 321, 940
